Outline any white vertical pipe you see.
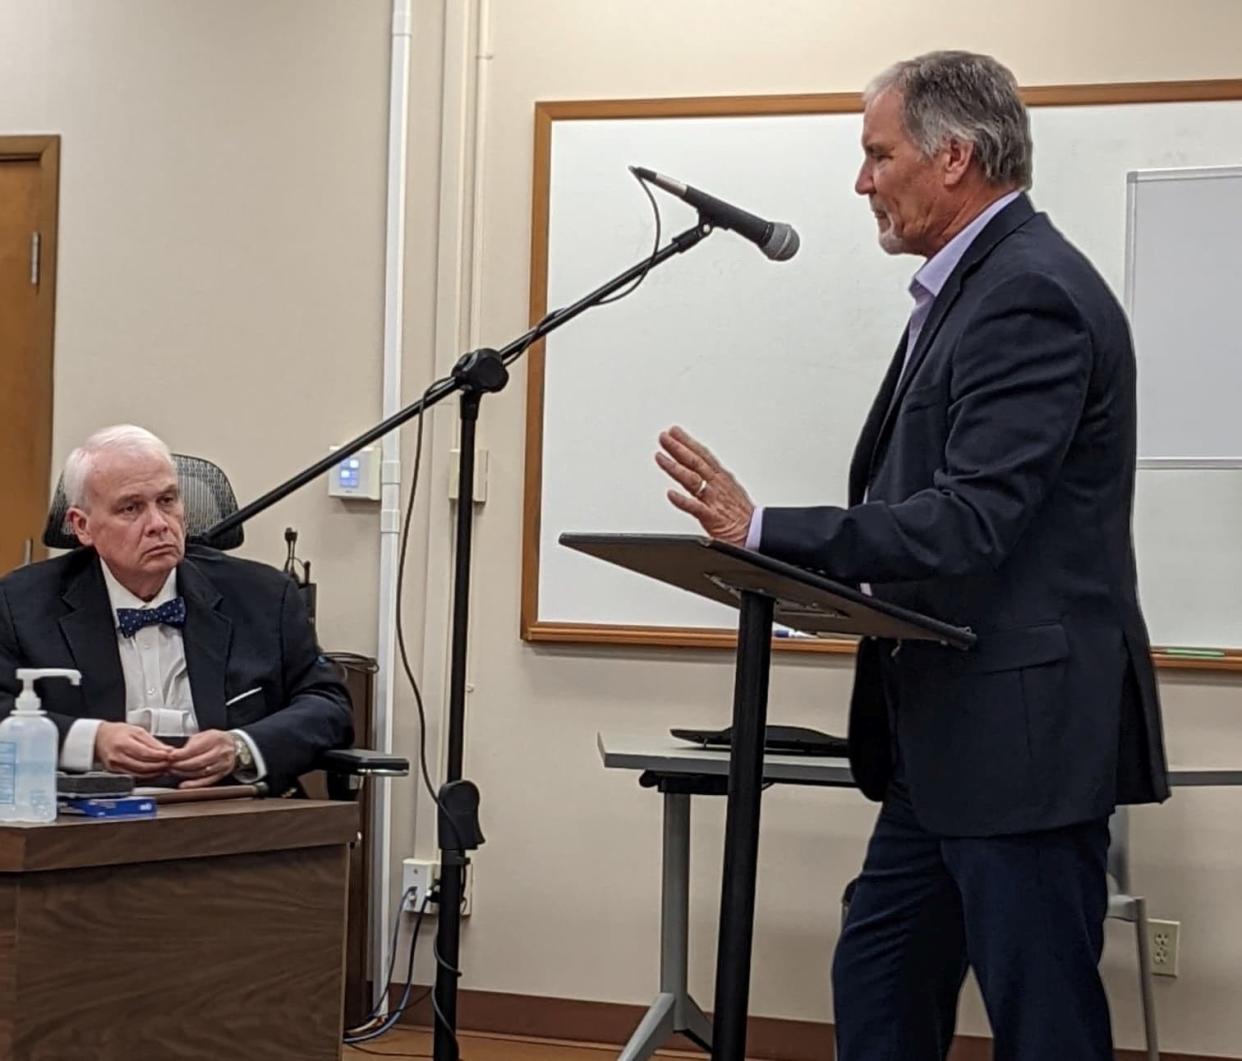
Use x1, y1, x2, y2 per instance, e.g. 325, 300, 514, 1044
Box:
466, 0, 491, 350
371, 0, 413, 1010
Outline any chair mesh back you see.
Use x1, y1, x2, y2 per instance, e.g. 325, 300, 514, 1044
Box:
42, 454, 244, 551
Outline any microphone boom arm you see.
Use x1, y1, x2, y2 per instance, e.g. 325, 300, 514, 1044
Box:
203, 220, 713, 545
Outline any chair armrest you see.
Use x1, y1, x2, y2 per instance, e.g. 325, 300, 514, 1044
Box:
318, 748, 410, 777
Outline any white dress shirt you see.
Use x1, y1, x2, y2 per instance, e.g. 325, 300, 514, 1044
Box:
59, 561, 265, 781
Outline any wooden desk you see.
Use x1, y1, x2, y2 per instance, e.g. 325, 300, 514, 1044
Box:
0, 799, 358, 1061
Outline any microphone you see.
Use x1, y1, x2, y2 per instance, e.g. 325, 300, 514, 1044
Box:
630, 166, 800, 262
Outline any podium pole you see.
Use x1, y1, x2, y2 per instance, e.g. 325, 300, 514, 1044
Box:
711, 590, 775, 1059
558, 533, 975, 1059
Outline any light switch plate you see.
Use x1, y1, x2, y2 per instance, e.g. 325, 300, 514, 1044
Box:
328, 444, 381, 500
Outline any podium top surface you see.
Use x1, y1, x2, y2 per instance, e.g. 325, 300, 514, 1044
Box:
561, 533, 975, 647
0, 799, 358, 874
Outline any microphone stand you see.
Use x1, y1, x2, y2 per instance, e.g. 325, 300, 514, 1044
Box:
204, 220, 714, 1060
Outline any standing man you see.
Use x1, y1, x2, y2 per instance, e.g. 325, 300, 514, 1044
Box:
0, 424, 352, 793
656, 51, 1168, 1060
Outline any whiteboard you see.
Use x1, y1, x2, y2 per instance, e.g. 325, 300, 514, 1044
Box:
1127, 166, 1242, 463
527, 89, 1242, 650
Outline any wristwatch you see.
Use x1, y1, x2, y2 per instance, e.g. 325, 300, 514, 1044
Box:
231, 733, 255, 774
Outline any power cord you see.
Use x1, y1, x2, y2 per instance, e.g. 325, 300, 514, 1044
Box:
344, 891, 433, 1046
429, 930, 462, 1057
346, 886, 416, 1037
347, 1044, 431, 1059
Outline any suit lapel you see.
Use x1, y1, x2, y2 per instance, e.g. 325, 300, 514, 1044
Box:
863, 194, 1038, 486
849, 327, 909, 506
58, 554, 127, 723
178, 557, 232, 733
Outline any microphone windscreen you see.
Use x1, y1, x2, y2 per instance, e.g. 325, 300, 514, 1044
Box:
763, 224, 800, 262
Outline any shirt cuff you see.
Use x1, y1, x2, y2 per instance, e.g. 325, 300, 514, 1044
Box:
61, 718, 103, 773
744, 506, 764, 552
230, 729, 268, 784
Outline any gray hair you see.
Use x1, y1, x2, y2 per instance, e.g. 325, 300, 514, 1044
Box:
865, 50, 1032, 188
63, 425, 175, 509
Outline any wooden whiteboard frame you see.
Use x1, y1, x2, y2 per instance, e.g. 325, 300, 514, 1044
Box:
521, 79, 1242, 673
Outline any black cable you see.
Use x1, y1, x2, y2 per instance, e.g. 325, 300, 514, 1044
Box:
346, 1045, 432, 1059
384, 188, 661, 1043
388, 377, 471, 1053
393, 377, 466, 854
344, 894, 432, 1046
429, 935, 462, 1055
348, 983, 433, 1048
499, 170, 663, 373
429, 992, 460, 1057
596, 171, 662, 305
345, 886, 416, 1036
376, 984, 432, 1025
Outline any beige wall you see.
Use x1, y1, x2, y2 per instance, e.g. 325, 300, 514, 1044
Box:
6, 0, 1242, 1055
0, 0, 395, 654
421, 1, 1242, 1056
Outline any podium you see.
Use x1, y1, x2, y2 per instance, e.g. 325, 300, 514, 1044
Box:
0, 799, 358, 1061
561, 533, 974, 1060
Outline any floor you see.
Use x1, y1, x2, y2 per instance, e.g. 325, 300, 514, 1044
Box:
343, 1027, 705, 1059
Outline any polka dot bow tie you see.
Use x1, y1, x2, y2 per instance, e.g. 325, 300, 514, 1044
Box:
116, 597, 187, 638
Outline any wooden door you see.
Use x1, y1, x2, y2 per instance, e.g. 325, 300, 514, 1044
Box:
0, 137, 58, 574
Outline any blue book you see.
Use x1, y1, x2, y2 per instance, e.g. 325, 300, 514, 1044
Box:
60, 796, 157, 819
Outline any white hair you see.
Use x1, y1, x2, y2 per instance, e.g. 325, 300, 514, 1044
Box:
63, 425, 175, 509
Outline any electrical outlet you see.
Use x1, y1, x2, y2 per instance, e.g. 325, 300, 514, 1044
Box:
399, 858, 474, 918
401, 858, 438, 914
1148, 918, 1180, 977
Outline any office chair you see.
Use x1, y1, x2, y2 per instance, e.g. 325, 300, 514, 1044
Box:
43, 453, 247, 552
42, 452, 409, 795
838, 807, 1159, 1061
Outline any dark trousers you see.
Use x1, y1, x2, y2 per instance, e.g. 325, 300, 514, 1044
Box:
832, 777, 1113, 1061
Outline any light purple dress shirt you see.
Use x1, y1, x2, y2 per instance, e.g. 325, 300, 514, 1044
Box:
744, 191, 1022, 552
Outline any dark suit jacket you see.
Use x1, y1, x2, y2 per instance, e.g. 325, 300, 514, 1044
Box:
760, 194, 1169, 836
0, 544, 353, 794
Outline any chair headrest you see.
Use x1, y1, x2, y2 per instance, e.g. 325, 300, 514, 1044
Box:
42, 453, 244, 551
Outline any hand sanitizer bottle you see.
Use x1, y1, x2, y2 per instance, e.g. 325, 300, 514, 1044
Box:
0, 668, 80, 823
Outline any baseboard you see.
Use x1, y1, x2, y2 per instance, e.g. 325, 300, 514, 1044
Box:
390, 985, 1232, 1061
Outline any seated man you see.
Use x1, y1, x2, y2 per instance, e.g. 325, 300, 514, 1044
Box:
0, 424, 352, 792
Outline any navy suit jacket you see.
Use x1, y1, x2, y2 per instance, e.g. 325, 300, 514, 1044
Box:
0, 544, 353, 794
761, 194, 1169, 836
